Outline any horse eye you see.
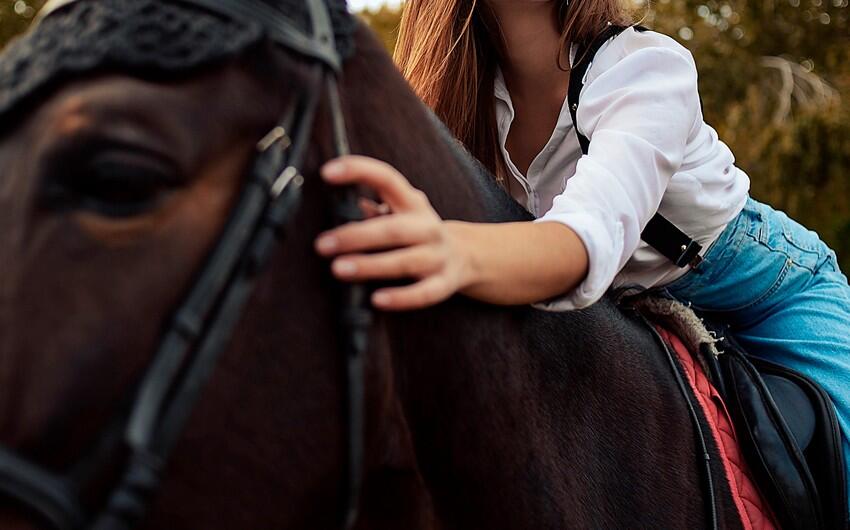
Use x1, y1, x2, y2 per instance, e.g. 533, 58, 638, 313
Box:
46, 150, 180, 218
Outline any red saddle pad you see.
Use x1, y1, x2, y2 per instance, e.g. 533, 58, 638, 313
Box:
655, 325, 777, 530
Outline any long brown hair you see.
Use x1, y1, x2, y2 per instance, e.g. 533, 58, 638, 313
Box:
394, 0, 632, 183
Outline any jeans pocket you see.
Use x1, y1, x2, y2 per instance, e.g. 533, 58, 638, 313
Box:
748, 201, 825, 272
733, 255, 793, 312
696, 243, 792, 314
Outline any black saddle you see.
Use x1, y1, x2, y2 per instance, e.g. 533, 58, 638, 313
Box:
702, 326, 848, 530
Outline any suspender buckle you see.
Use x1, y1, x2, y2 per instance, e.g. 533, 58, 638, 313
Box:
676, 241, 704, 269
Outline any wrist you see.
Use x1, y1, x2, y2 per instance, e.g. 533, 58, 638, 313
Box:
445, 221, 482, 293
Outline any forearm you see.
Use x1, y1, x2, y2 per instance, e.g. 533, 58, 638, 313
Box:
449, 220, 589, 305
317, 156, 591, 311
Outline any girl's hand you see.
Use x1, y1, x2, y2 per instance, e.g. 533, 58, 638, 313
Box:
315, 156, 471, 311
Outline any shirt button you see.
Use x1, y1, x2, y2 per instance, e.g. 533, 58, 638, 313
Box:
571, 103, 578, 111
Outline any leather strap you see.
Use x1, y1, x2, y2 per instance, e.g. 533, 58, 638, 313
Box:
326, 71, 369, 530
568, 25, 703, 269
644, 215, 704, 269
0, 447, 85, 530
638, 314, 719, 530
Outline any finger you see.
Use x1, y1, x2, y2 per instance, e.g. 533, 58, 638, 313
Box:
315, 214, 440, 256
358, 198, 391, 219
371, 275, 455, 311
321, 155, 428, 212
330, 246, 443, 282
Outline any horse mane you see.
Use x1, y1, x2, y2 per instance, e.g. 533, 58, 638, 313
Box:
339, 21, 531, 226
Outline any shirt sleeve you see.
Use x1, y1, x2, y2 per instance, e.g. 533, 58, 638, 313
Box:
534, 41, 701, 311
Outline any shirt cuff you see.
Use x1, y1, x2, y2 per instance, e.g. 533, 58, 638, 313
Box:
531, 211, 624, 311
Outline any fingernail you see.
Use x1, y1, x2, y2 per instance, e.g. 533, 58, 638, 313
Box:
322, 160, 345, 180
332, 259, 357, 276
372, 292, 391, 307
316, 236, 338, 254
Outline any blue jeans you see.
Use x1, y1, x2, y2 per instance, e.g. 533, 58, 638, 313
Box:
664, 197, 850, 514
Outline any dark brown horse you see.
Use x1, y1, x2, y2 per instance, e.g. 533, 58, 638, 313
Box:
0, 3, 745, 529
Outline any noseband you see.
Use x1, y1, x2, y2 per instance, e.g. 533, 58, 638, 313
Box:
0, 1, 371, 529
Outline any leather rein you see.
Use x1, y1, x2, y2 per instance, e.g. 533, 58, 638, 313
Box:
0, 1, 370, 529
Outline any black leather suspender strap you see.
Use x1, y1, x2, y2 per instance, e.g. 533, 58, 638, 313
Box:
567, 24, 625, 157
644, 215, 704, 269
568, 24, 703, 269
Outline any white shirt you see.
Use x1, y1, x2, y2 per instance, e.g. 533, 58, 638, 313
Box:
494, 27, 750, 310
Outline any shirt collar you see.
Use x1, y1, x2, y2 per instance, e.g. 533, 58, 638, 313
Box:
492, 64, 575, 137
494, 66, 510, 104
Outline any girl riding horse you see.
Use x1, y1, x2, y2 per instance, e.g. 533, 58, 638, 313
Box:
317, 0, 850, 512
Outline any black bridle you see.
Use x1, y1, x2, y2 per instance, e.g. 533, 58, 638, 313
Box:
0, 1, 370, 529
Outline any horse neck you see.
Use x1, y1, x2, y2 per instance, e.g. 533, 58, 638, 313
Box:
335, 25, 568, 524
338, 27, 713, 528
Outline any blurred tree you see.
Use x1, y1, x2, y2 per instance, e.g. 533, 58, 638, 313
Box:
357, 5, 401, 52
0, 0, 43, 49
